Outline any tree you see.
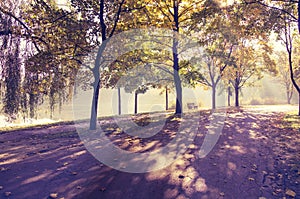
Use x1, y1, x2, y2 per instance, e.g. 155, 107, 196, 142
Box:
21, 0, 90, 119
227, 43, 263, 107
0, 0, 92, 121
191, 2, 270, 109
192, 19, 235, 109
101, 49, 148, 115
279, 12, 300, 114
245, 0, 300, 115
274, 51, 295, 104
142, 0, 207, 114
0, 0, 23, 121
71, 0, 151, 129
133, 85, 149, 114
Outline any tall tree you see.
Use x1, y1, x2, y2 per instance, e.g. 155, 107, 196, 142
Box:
227, 42, 264, 107
0, 0, 23, 121
281, 16, 300, 114
245, 0, 300, 115
191, 1, 271, 109
191, 13, 235, 109
22, 0, 90, 119
142, 0, 206, 114
71, 0, 150, 129
274, 51, 295, 104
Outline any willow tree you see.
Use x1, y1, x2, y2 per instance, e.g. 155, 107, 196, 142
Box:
0, 0, 23, 121
21, 0, 90, 119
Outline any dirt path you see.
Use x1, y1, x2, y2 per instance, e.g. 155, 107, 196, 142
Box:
0, 107, 299, 199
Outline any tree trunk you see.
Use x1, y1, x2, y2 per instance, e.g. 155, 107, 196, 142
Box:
118, 87, 121, 115
287, 91, 291, 104
134, 92, 138, 114
174, 62, 182, 114
235, 84, 239, 107
173, 0, 182, 114
298, 92, 300, 116
89, 0, 107, 130
68, 82, 74, 102
212, 85, 216, 109
165, 86, 168, 111
228, 87, 231, 106
288, 51, 300, 115
298, 0, 300, 33
285, 18, 300, 115
89, 78, 100, 130
29, 93, 35, 119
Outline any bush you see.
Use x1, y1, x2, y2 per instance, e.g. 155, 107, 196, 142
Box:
264, 98, 278, 105
250, 99, 262, 105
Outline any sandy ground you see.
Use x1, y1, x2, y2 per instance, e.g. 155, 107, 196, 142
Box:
0, 106, 299, 199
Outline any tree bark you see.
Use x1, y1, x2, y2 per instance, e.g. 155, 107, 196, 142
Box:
165, 86, 168, 111
89, 0, 106, 130
89, 0, 125, 129
212, 85, 216, 109
173, 0, 182, 114
235, 84, 239, 107
287, 91, 291, 104
89, 78, 100, 130
134, 92, 138, 114
228, 86, 231, 106
29, 93, 35, 119
298, 0, 300, 33
287, 47, 300, 115
174, 60, 182, 114
284, 17, 300, 115
118, 87, 121, 115
298, 93, 300, 115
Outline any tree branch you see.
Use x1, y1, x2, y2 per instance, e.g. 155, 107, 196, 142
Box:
245, 0, 298, 22
0, 7, 42, 52
109, 0, 126, 38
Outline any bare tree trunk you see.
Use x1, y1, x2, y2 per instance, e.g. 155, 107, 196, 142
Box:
134, 92, 138, 114
165, 86, 168, 111
89, 0, 106, 130
29, 93, 36, 119
90, 78, 100, 130
285, 16, 300, 115
235, 84, 239, 107
118, 87, 121, 115
173, 0, 182, 114
288, 51, 300, 115
298, 92, 300, 116
212, 85, 216, 109
228, 87, 231, 106
68, 82, 74, 102
287, 91, 291, 104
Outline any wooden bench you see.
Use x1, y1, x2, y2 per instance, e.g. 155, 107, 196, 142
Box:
187, 103, 198, 110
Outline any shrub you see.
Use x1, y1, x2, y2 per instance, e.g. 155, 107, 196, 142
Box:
250, 99, 262, 105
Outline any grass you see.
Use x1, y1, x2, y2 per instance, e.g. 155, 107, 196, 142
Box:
0, 120, 76, 133
0, 110, 173, 133
282, 111, 300, 130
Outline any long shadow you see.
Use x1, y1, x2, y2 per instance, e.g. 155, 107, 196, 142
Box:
0, 108, 299, 199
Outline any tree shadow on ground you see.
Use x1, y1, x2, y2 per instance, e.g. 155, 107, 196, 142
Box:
0, 108, 299, 199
